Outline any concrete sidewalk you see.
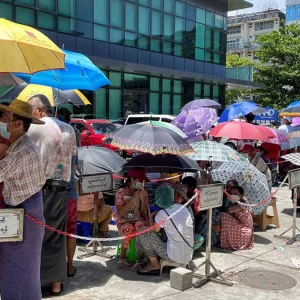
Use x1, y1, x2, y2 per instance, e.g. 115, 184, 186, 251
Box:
55, 186, 300, 300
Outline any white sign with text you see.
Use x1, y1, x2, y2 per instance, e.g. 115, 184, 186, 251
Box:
80, 173, 113, 194
198, 184, 224, 211
289, 168, 300, 190
0, 209, 24, 242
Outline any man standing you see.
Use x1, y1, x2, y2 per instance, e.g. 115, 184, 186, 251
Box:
28, 95, 76, 296
57, 107, 79, 277
278, 117, 294, 135
0, 99, 46, 300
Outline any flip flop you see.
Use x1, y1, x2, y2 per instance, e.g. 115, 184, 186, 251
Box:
51, 283, 63, 296
137, 268, 160, 276
67, 266, 77, 277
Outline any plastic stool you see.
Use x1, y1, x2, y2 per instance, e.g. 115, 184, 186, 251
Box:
252, 197, 280, 230
76, 221, 92, 244
116, 238, 137, 263
160, 259, 190, 275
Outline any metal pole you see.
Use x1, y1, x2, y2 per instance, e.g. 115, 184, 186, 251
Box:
292, 188, 297, 239
205, 208, 212, 276
93, 192, 99, 252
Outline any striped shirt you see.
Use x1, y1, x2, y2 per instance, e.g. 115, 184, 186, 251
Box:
0, 134, 46, 206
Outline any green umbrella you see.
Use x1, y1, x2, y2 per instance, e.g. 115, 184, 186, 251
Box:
139, 120, 187, 139
186, 141, 247, 162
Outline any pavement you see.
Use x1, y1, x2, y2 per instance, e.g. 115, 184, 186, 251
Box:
53, 186, 300, 300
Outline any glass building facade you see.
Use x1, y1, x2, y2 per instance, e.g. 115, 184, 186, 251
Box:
0, 0, 251, 122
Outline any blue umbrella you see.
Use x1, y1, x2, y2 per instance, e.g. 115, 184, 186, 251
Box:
218, 101, 266, 123
283, 100, 300, 113
14, 49, 110, 91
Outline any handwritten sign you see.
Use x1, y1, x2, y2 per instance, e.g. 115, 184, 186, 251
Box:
80, 173, 113, 194
0, 209, 24, 242
197, 184, 224, 211
289, 168, 300, 190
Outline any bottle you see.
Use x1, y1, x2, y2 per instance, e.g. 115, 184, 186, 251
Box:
54, 164, 64, 180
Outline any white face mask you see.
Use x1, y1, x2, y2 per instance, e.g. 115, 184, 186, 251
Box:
230, 195, 240, 202
0, 122, 11, 140
134, 182, 143, 190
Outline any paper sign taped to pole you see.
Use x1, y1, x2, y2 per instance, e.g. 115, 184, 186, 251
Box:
0, 209, 24, 242
289, 168, 300, 190
197, 184, 224, 211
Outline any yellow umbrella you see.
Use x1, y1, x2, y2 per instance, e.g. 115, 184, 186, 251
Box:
0, 18, 65, 74
0, 83, 91, 107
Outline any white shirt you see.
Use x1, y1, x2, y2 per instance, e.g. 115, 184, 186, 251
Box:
278, 125, 294, 135
28, 117, 77, 182
155, 204, 194, 264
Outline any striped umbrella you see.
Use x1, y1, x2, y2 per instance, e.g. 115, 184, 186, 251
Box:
0, 83, 91, 106
258, 126, 290, 150
186, 141, 247, 162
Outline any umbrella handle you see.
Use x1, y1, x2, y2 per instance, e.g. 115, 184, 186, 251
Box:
142, 180, 145, 191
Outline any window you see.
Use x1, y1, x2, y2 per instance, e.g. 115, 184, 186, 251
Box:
164, 14, 174, 40
255, 21, 274, 31
94, 25, 109, 41
149, 93, 159, 114
175, 1, 185, 17
110, 0, 123, 28
58, 0, 75, 17
94, 89, 106, 119
151, 0, 162, 10
196, 8, 205, 24
206, 12, 214, 27
139, 6, 150, 35
90, 123, 116, 134
38, 0, 55, 11
0, 3, 13, 20
227, 39, 240, 50
94, 0, 108, 25
72, 122, 88, 133
196, 23, 205, 48
173, 95, 181, 115
227, 25, 241, 35
175, 17, 185, 43
125, 2, 137, 31
150, 77, 160, 92
109, 72, 121, 88
162, 94, 171, 114
125, 32, 137, 47
76, 0, 93, 22
16, 0, 35, 6
138, 35, 149, 50
164, 0, 174, 14
109, 90, 121, 122
162, 79, 171, 93
173, 80, 182, 94
38, 12, 55, 30
215, 14, 223, 29
151, 10, 162, 37
76, 20, 93, 39
195, 48, 204, 60
151, 38, 161, 52
58, 16, 75, 34
16, 7, 35, 26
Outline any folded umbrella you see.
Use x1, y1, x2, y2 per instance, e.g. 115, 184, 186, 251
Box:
15, 49, 110, 91
0, 83, 91, 106
181, 99, 221, 111
212, 161, 271, 215
187, 141, 247, 163
219, 102, 266, 123
106, 121, 194, 156
172, 108, 218, 140
0, 18, 65, 73
122, 153, 200, 173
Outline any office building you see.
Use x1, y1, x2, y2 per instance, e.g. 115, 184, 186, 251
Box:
227, 9, 285, 62
286, 0, 300, 23
0, 0, 254, 122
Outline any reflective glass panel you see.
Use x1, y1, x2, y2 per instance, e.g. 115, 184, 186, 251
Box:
94, 0, 108, 25
125, 2, 137, 31
110, 0, 124, 28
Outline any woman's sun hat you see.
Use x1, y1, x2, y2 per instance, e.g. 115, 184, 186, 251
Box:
155, 185, 174, 209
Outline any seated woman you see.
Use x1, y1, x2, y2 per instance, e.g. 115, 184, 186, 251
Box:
136, 185, 194, 276
220, 185, 254, 250
115, 168, 149, 270
77, 192, 112, 237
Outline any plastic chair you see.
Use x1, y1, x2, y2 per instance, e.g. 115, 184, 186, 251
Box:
116, 238, 138, 263
76, 221, 92, 244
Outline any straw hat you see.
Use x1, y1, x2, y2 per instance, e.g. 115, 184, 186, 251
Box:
0, 99, 44, 124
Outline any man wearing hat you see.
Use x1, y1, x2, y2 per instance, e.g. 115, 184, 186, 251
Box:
278, 116, 294, 135
0, 99, 46, 300
136, 185, 194, 276
27, 94, 77, 295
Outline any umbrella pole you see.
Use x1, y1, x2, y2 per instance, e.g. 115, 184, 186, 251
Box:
77, 192, 114, 260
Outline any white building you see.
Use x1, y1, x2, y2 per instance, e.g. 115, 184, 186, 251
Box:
227, 10, 285, 61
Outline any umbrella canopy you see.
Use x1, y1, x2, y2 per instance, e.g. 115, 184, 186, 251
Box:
291, 117, 300, 127
219, 102, 266, 123
0, 73, 24, 86
181, 99, 221, 111
139, 120, 187, 139
0, 83, 91, 106
172, 108, 218, 140
287, 131, 300, 149
258, 126, 289, 150
209, 121, 270, 142
15, 49, 110, 91
122, 153, 200, 173
282, 153, 300, 167
77, 146, 126, 175
106, 122, 194, 156
187, 141, 247, 162
282, 100, 300, 113
0, 18, 65, 73
211, 161, 271, 215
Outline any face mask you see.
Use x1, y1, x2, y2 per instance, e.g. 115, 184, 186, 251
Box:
0, 122, 11, 139
230, 195, 240, 202
134, 182, 143, 190
256, 152, 261, 157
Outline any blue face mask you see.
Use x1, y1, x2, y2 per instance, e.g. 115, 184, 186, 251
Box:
0, 122, 11, 140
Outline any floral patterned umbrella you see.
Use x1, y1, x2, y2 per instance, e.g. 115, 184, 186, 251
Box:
172, 107, 218, 140
212, 161, 271, 215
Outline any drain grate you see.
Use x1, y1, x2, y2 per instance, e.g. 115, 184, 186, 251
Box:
238, 269, 297, 290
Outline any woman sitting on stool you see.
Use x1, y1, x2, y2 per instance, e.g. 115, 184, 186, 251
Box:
136, 185, 194, 276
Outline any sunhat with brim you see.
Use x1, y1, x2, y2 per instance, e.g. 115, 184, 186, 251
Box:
0, 99, 44, 125
155, 185, 174, 209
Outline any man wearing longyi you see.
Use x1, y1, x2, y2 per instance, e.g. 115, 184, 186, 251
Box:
0, 99, 46, 300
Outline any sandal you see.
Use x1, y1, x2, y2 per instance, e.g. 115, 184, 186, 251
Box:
131, 261, 143, 271
137, 268, 160, 276
118, 259, 131, 270
51, 283, 63, 296
67, 266, 77, 277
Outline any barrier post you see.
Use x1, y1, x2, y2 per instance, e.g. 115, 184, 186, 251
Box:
193, 184, 233, 288
274, 168, 300, 245
77, 173, 114, 260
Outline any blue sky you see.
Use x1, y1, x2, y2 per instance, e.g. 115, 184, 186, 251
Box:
229, 0, 286, 15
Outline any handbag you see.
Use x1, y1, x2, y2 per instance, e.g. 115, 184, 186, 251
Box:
163, 209, 193, 249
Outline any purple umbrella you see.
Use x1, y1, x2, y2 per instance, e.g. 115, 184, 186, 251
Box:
181, 99, 221, 111
172, 108, 218, 140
